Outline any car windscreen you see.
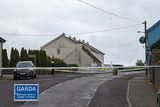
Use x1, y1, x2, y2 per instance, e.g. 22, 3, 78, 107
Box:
16, 63, 32, 68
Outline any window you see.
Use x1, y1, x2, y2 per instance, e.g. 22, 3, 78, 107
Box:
57, 49, 60, 54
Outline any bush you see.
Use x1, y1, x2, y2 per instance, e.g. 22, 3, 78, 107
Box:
54, 58, 67, 67
67, 64, 78, 67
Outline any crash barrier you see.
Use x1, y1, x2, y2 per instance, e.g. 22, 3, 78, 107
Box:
0, 65, 152, 77
18, 65, 160, 89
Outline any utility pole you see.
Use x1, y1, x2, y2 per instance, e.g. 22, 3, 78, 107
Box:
143, 21, 148, 76
143, 21, 147, 63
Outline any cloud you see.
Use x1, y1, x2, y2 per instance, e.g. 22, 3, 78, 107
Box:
0, 0, 159, 65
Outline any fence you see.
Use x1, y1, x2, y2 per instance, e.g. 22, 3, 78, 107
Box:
0, 66, 145, 76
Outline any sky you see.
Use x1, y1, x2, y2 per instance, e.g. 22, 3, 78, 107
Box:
0, 0, 160, 66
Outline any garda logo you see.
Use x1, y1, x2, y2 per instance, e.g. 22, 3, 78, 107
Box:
14, 84, 39, 101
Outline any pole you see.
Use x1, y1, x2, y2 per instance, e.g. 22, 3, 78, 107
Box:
143, 21, 148, 62
143, 21, 147, 75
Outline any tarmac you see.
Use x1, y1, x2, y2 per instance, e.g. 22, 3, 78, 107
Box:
19, 72, 158, 107
89, 72, 158, 107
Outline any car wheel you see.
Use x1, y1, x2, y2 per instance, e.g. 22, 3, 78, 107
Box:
31, 73, 34, 79
14, 76, 17, 80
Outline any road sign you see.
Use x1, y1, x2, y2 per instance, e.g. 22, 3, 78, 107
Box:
14, 84, 39, 101
139, 36, 146, 44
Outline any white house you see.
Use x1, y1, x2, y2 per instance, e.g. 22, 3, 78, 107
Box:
0, 37, 6, 76
41, 33, 105, 67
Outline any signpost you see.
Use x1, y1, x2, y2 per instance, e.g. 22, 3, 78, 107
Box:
14, 84, 39, 101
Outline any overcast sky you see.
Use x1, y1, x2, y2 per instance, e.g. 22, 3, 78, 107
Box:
0, 0, 160, 65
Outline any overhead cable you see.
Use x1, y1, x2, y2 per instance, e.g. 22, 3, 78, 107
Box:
0, 24, 141, 36
78, 0, 142, 23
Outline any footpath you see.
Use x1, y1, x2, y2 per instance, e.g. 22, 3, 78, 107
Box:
89, 72, 157, 107
129, 76, 157, 107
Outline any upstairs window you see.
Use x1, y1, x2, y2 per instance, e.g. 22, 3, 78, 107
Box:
57, 49, 60, 54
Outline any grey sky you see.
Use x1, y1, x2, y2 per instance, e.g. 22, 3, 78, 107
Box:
0, 0, 160, 65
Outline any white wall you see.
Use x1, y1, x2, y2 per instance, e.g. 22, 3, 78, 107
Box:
0, 43, 2, 76
42, 36, 76, 59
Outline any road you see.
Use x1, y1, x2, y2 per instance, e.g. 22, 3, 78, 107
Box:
0, 73, 93, 107
0, 71, 146, 107
20, 73, 113, 107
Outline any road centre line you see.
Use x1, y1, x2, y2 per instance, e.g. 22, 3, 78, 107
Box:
127, 80, 132, 107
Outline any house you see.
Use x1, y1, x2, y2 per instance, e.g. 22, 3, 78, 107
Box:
0, 37, 6, 76
41, 33, 105, 66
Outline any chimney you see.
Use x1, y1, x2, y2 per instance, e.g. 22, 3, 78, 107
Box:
82, 40, 85, 43
62, 33, 65, 36
69, 36, 71, 38
73, 37, 76, 40
86, 42, 89, 45
78, 39, 81, 42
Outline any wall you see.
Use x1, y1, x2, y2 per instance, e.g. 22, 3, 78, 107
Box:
90, 49, 104, 64
42, 36, 76, 59
42, 36, 104, 67
0, 43, 2, 76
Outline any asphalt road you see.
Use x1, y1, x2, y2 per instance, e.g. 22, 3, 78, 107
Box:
20, 73, 113, 107
0, 73, 93, 107
0, 71, 146, 107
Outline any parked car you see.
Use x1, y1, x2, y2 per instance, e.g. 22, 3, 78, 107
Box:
14, 61, 36, 80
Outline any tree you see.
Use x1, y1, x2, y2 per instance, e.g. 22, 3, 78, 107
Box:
54, 58, 66, 67
10, 47, 20, 67
14, 48, 20, 65
20, 47, 28, 61
136, 60, 144, 66
2, 49, 9, 67
28, 49, 36, 65
10, 47, 15, 67
40, 50, 45, 67
40, 50, 49, 67
36, 50, 41, 67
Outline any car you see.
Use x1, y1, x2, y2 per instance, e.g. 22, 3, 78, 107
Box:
13, 61, 36, 80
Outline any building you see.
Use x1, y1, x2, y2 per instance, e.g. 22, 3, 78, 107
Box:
0, 37, 6, 76
146, 20, 160, 87
41, 33, 105, 66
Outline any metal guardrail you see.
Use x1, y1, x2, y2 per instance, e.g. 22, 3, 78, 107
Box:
0, 65, 152, 75
0, 65, 155, 70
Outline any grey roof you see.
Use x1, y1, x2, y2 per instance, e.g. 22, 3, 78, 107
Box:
41, 33, 105, 55
0, 37, 6, 43
82, 46, 102, 62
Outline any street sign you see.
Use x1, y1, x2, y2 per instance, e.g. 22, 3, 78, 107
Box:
14, 84, 39, 101
139, 36, 146, 44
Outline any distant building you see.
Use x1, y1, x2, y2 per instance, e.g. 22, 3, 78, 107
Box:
0, 37, 6, 76
41, 33, 105, 66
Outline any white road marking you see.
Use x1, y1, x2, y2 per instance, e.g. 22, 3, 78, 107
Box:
20, 74, 111, 107
40, 83, 62, 95
127, 80, 132, 107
